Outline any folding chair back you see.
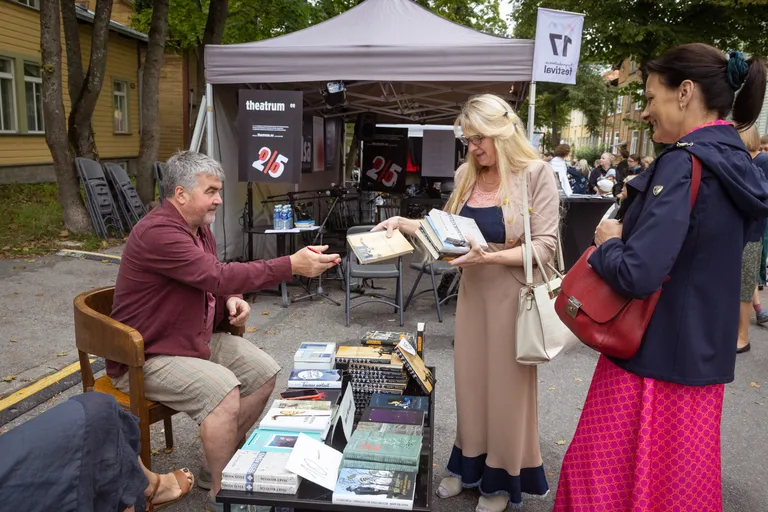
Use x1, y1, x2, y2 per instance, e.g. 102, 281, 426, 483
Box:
75, 157, 125, 240
103, 163, 146, 228
154, 162, 167, 203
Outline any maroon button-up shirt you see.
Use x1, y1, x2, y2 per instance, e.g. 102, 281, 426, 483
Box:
107, 201, 292, 378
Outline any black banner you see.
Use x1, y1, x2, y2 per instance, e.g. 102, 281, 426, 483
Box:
301, 116, 312, 174
361, 127, 409, 193
237, 89, 303, 183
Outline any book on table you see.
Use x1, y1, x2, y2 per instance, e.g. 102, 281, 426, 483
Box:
369, 393, 430, 420
359, 406, 425, 427
293, 342, 336, 370
360, 330, 414, 347
258, 401, 333, 434
347, 229, 414, 264
394, 341, 435, 395
221, 450, 300, 493
332, 468, 417, 510
244, 429, 322, 453
287, 368, 342, 389
355, 421, 423, 436
414, 208, 488, 260
343, 430, 423, 466
335, 345, 393, 365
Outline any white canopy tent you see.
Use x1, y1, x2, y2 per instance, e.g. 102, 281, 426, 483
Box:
201, 0, 535, 260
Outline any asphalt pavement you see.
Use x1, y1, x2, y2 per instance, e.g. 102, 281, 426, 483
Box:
0, 250, 766, 511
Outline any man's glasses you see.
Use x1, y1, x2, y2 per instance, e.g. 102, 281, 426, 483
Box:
459, 134, 485, 147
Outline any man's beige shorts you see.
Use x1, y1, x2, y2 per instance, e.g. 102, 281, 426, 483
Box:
112, 332, 280, 425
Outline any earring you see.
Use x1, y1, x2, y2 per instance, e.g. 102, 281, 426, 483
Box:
679, 103, 685, 111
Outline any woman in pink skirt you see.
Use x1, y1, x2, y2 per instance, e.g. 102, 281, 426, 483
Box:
555, 44, 768, 511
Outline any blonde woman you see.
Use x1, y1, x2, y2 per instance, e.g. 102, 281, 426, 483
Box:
374, 94, 559, 512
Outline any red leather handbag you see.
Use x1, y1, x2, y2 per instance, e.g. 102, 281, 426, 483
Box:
555, 155, 702, 359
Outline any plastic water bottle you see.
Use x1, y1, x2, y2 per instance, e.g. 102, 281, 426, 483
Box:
286, 204, 294, 229
273, 205, 281, 230
281, 205, 289, 230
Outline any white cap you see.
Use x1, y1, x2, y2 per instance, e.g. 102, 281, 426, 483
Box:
598, 179, 614, 192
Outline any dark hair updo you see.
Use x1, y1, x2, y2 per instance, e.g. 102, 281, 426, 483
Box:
644, 43, 767, 129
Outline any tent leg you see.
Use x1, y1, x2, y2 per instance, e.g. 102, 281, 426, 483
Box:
205, 83, 215, 157
189, 94, 208, 151
527, 81, 536, 143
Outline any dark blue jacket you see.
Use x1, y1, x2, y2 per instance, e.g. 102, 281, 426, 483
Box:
589, 124, 768, 385
750, 153, 768, 241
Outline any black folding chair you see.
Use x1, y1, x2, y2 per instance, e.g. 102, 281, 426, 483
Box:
404, 260, 458, 323
75, 157, 125, 240
103, 163, 147, 229
344, 225, 404, 327
153, 162, 167, 203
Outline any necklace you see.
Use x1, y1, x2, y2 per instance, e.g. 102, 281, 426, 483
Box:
480, 171, 500, 186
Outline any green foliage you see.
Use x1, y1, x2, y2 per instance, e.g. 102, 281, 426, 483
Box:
575, 146, 607, 165
511, 0, 768, 67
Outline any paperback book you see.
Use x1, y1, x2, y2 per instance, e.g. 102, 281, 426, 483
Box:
335, 346, 392, 365
220, 479, 299, 494
369, 393, 429, 420
287, 369, 342, 389
394, 341, 434, 395
360, 331, 413, 347
347, 230, 414, 264
258, 404, 332, 433
221, 450, 299, 486
244, 429, 321, 453
340, 456, 418, 473
332, 469, 417, 510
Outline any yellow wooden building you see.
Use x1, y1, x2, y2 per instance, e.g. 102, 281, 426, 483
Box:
0, 0, 194, 184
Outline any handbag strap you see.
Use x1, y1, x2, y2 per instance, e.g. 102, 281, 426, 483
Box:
522, 165, 562, 288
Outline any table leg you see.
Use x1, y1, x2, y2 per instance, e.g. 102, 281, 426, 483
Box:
223, 504, 231, 512
281, 281, 289, 308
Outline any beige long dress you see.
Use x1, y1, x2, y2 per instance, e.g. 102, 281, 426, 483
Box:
445, 161, 560, 508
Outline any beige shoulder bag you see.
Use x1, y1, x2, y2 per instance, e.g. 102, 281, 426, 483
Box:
516, 170, 577, 365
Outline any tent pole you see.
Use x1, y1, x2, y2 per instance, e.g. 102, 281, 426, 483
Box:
205, 82, 214, 157
527, 81, 536, 143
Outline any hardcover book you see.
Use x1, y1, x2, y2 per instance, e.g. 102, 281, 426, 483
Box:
293, 342, 336, 370
332, 469, 417, 510
355, 421, 423, 436
244, 429, 321, 453
394, 342, 434, 395
258, 405, 332, 433
343, 431, 423, 466
369, 394, 429, 419
221, 450, 299, 486
220, 479, 299, 494
347, 230, 414, 264
359, 407, 425, 427
340, 457, 418, 473
287, 369, 342, 389
336, 346, 392, 364
271, 400, 331, 411
360, 331, 413, 347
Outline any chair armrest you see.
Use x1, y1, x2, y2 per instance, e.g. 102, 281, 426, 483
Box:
74, 291, 145, 367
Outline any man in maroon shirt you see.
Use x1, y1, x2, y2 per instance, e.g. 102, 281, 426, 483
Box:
109, 151, 338, 507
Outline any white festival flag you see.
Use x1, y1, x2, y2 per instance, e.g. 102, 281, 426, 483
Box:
532, 8, 584, 85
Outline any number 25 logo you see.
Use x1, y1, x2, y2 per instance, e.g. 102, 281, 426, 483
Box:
366, 156, 401, 187
253, 147, 288, 178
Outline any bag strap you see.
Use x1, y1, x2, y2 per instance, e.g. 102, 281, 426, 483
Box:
522, 166, 563, 288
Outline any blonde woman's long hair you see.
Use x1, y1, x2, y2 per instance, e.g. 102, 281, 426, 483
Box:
444, 94, 541, 215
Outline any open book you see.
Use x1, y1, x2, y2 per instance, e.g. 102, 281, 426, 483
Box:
414, 209, 488, 260
347, 230, 414, 264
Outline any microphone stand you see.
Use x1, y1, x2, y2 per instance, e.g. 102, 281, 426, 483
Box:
293, 194, 343, 306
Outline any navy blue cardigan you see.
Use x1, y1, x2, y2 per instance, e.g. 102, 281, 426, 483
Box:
589, 124, 768, 385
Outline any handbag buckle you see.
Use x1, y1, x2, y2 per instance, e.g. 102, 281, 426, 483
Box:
566, 297, 582, 318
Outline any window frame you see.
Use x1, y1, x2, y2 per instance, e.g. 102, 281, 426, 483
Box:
0, 56, 18, 134
630, 130, 639, 154
23, 61, 44, 133
112, 79, 130, 134
16, 0, 40, 9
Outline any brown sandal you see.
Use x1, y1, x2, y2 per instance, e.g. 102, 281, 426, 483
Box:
146, 468, 194, 512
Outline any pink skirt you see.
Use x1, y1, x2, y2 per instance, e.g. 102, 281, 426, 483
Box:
554, 355, 724, 512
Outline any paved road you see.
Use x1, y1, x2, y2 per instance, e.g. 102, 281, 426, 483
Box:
1, 251, 766, 511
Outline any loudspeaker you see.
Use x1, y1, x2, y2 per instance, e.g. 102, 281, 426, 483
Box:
355, 112, 377, 142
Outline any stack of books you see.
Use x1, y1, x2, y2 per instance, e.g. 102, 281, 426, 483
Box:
413, 208, 488, 261
293, 342, 336, 370
221, 450, 300, 494
335, 345, 409, 410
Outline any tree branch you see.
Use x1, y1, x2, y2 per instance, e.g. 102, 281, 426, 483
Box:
60, 0, 84, 105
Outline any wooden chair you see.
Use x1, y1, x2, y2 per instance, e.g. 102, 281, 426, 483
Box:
74, 286, 245, 470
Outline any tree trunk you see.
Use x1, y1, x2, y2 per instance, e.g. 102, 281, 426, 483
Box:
40, 0, 91, 233
550, 100, 560, 148
195, 0, 229, 126
136, 0, 170, 204
61, 0, 113, 159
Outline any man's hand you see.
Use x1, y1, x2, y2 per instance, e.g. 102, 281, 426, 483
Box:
226, 297, 251, 327
372, 216, 420, 237
448, 237, 487, 268
290, 245, 340, 278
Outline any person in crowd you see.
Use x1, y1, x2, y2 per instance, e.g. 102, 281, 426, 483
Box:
641, 155, 654, 169
554, 44, 768, 511
614, 149, 630, 184
589, 152, 614, 194
550, 143, 573, 195
0, 392, 194, 512
760, 133, 768, 153
567, 158, 590, 194
737, 125, 768, 354
108, 151, 340, 512
375, 94, 559, 512
542, 151, 554, 162
626, 153, 643, 175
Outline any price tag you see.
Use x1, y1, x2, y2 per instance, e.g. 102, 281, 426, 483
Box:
398, 339, 416, 356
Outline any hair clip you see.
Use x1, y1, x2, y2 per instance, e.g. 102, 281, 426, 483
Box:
503, 111, 509, 118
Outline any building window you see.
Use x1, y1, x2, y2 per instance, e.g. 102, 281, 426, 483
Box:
113, 80, 128, 133
613, 132, 620, 149
24, 62, 43, 133
615, 96, 624, 114
642, 129, 651, 155
630, 130, 639, 153
0, 57, 17, 133
17, 0, 39, 8
629, 58, 638, 73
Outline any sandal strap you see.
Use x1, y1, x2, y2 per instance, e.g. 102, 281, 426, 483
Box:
146, 472, 162, 512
